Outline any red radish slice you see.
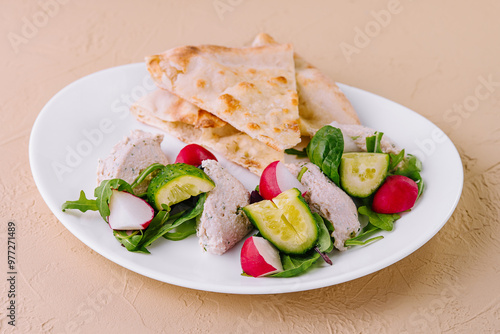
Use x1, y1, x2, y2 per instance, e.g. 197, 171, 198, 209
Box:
175, 144, 217, 166
241, 236, 283, 277
372, 175, 419, 214
259, 161, 305, 200
108, 190, 155, 230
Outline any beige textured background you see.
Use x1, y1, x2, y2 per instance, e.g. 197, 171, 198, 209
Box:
1, 0, 500, 333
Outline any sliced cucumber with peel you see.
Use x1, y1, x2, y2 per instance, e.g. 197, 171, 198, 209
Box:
147, 163, 215, 210
242, 188, 318, 255
340, 153, 389, 198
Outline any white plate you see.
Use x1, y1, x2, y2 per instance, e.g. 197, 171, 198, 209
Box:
29, 63, 463, 294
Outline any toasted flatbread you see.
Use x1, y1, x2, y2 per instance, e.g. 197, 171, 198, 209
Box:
146, 43, 301, 150
131, 102, 283, 175
130, 88, 226, 129
252, 33, 360, 136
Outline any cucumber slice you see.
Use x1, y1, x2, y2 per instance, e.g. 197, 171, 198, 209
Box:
242, 188, 318, 255
340, 153, 389, 198
147, 163, 215, 210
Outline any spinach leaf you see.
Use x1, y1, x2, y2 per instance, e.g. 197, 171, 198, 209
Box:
366, 132, 384, 153
62, 190, 98, 212
163, 219, 197, 241
167, 193, 207, 230
313, 214, 333, 265
315, 214, 333, 253
358, 206, 400, 231
392, 154, 425, 198
284, 148, 308, 158
307, 125, 344, 186
270, 252, 321, 278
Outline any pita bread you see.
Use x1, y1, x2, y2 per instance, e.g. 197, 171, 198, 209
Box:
252, 33, 360, 136
130, 88, 226, 129
146, 43, 301, 150
131, 102, 284, 175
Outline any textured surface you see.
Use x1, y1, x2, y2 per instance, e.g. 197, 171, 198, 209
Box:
1, 0, 500, 332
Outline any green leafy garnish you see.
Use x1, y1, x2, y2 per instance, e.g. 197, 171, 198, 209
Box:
62, 178, 134, 222
366, 132, 384, 153
113, 230, 150, 254
62, 190, 98, 212
345, 223, 384, 247
94, 179, 134, 222
358, 206, 400, 231
297, 166, 308, 182
130, 163, 165, 194
270, 213, 333, 277
163, 219, 197, 241
392, 154, 425, 198
315, 214, 333, 253
388, 149, 406, 171
284, 147, 308, 158
307, 125, 344, 186
112, 194, 207, 252
270, 253, 321, 278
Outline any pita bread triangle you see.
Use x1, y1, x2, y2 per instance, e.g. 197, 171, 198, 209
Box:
130, 88, 284, 175
252, 33, 360, 136
130, 88, 226, 129
146, 43, 301, 150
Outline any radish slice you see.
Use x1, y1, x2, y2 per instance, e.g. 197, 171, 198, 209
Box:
108, 190, 155, 230
241, 236, 283, 277
175, 144, 217, 166
260, 161, 305, 200
276, 161, 306, 194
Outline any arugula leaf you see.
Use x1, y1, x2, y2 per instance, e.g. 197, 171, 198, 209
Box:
366, 132, 384, 153
345, 223, 384, 247
284, 148, 308, 158
307, 125, 344, 186
134, 210, 171, 250
388, 149, 406, 171
113, 230, 150, 254
94, 179, 134, 222
130, 163, 165, 191
345, 236, 384, 246
358, 206, 400, 231
62, 190, 98, 212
